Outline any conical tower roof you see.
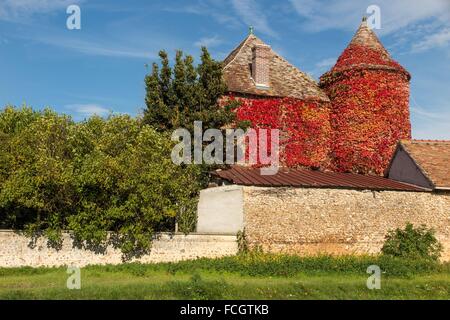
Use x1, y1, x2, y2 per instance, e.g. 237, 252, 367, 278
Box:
348, 17, 389, 55
324, 18, 410, 79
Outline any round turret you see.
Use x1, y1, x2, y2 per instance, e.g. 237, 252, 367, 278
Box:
320, 18, 411, 175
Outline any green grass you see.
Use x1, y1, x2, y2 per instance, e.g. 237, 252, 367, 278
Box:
1, 254, 449, 300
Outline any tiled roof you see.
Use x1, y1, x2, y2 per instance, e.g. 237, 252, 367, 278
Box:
349, 18, 389, 55
222, 34, 330, 102
213, 166, 426, 191
399, 140, 450, 189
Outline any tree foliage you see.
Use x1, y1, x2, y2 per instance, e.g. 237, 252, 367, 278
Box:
0, 106, 201, 257
144, 47, 237, 133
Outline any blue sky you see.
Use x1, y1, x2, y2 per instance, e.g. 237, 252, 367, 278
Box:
0, 0, 449, 139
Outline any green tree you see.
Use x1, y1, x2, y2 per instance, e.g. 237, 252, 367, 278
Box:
143, 47, 237, 133
0, 106, 202, 256
0, 106, 41, 228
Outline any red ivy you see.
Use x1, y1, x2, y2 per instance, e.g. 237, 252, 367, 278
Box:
227, 96, 332, 168
320, 44, 411, 175
221, 46, 411, 176
332, 44, 404, 72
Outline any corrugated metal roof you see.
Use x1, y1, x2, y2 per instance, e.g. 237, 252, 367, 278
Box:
212, 166, 427, 192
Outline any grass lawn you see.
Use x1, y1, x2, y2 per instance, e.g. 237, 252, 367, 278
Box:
1, 254, 449, 299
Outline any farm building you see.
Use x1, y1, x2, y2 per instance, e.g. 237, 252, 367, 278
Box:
1, 18, 449, 267
221, 17, 411, 174
197, 18, 450, 260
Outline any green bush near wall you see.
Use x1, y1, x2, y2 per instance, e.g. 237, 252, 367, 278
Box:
0, 106, 202, 256
382, 223, 443, 261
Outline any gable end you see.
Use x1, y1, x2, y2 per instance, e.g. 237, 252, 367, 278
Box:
387, 144, 434, 190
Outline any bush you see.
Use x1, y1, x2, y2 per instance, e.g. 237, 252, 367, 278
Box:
0, 106, 202, 256
381, 223, 443, 261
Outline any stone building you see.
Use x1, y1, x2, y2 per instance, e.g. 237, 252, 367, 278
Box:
197, 154, 450, 260
320, 18, 411, 175
197, 19, 450, 260
222, 18, 411, 174
2, 19, 448, 268
221, 29, 332, 168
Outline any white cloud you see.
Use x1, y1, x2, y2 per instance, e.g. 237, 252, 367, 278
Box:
194, 35, 223, 48
289, 0, 450, 54
289, 0, 450, 34
0, 0, 182, 60
412, 119, 450, 140
412, 28, 450, 52
0, 0, 82, 22
167, 0, 277, 38
37, 35, 157, 59
315, 57, 336, 69
66, 104, 110, 118
231, 0, 278, 38
410, 107, 443, 120
410, 96, 450, 139
165, 1, 241, 30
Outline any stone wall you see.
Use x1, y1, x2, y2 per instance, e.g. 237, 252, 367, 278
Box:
242, 187, 450, 261
0, 231, 237, 268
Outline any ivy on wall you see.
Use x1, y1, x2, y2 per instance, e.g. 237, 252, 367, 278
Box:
226, 96, 332, 169
320, 44, 411, 175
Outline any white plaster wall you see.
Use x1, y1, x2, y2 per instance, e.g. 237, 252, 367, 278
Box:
196, 185, 244, 234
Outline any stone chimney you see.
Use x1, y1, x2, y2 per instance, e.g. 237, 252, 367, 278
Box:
252, 44, 271, 89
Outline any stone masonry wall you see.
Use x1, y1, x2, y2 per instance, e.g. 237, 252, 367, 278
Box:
242, 187, 450, 261
0, 231, 237, 268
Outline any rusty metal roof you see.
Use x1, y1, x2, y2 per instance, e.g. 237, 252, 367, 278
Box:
212, 166, 427, 191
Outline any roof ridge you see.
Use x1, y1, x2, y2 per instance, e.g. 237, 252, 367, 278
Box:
223, 34, 256, 70
403, 139, 450, 143
213, 166, 427, 191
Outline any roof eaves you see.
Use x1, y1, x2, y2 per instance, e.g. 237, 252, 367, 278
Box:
435, 186, 450, 191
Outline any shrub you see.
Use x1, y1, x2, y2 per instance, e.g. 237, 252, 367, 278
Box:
0, 106, 202, 256
236, 229, 248, 254
381, 223, 443, 261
